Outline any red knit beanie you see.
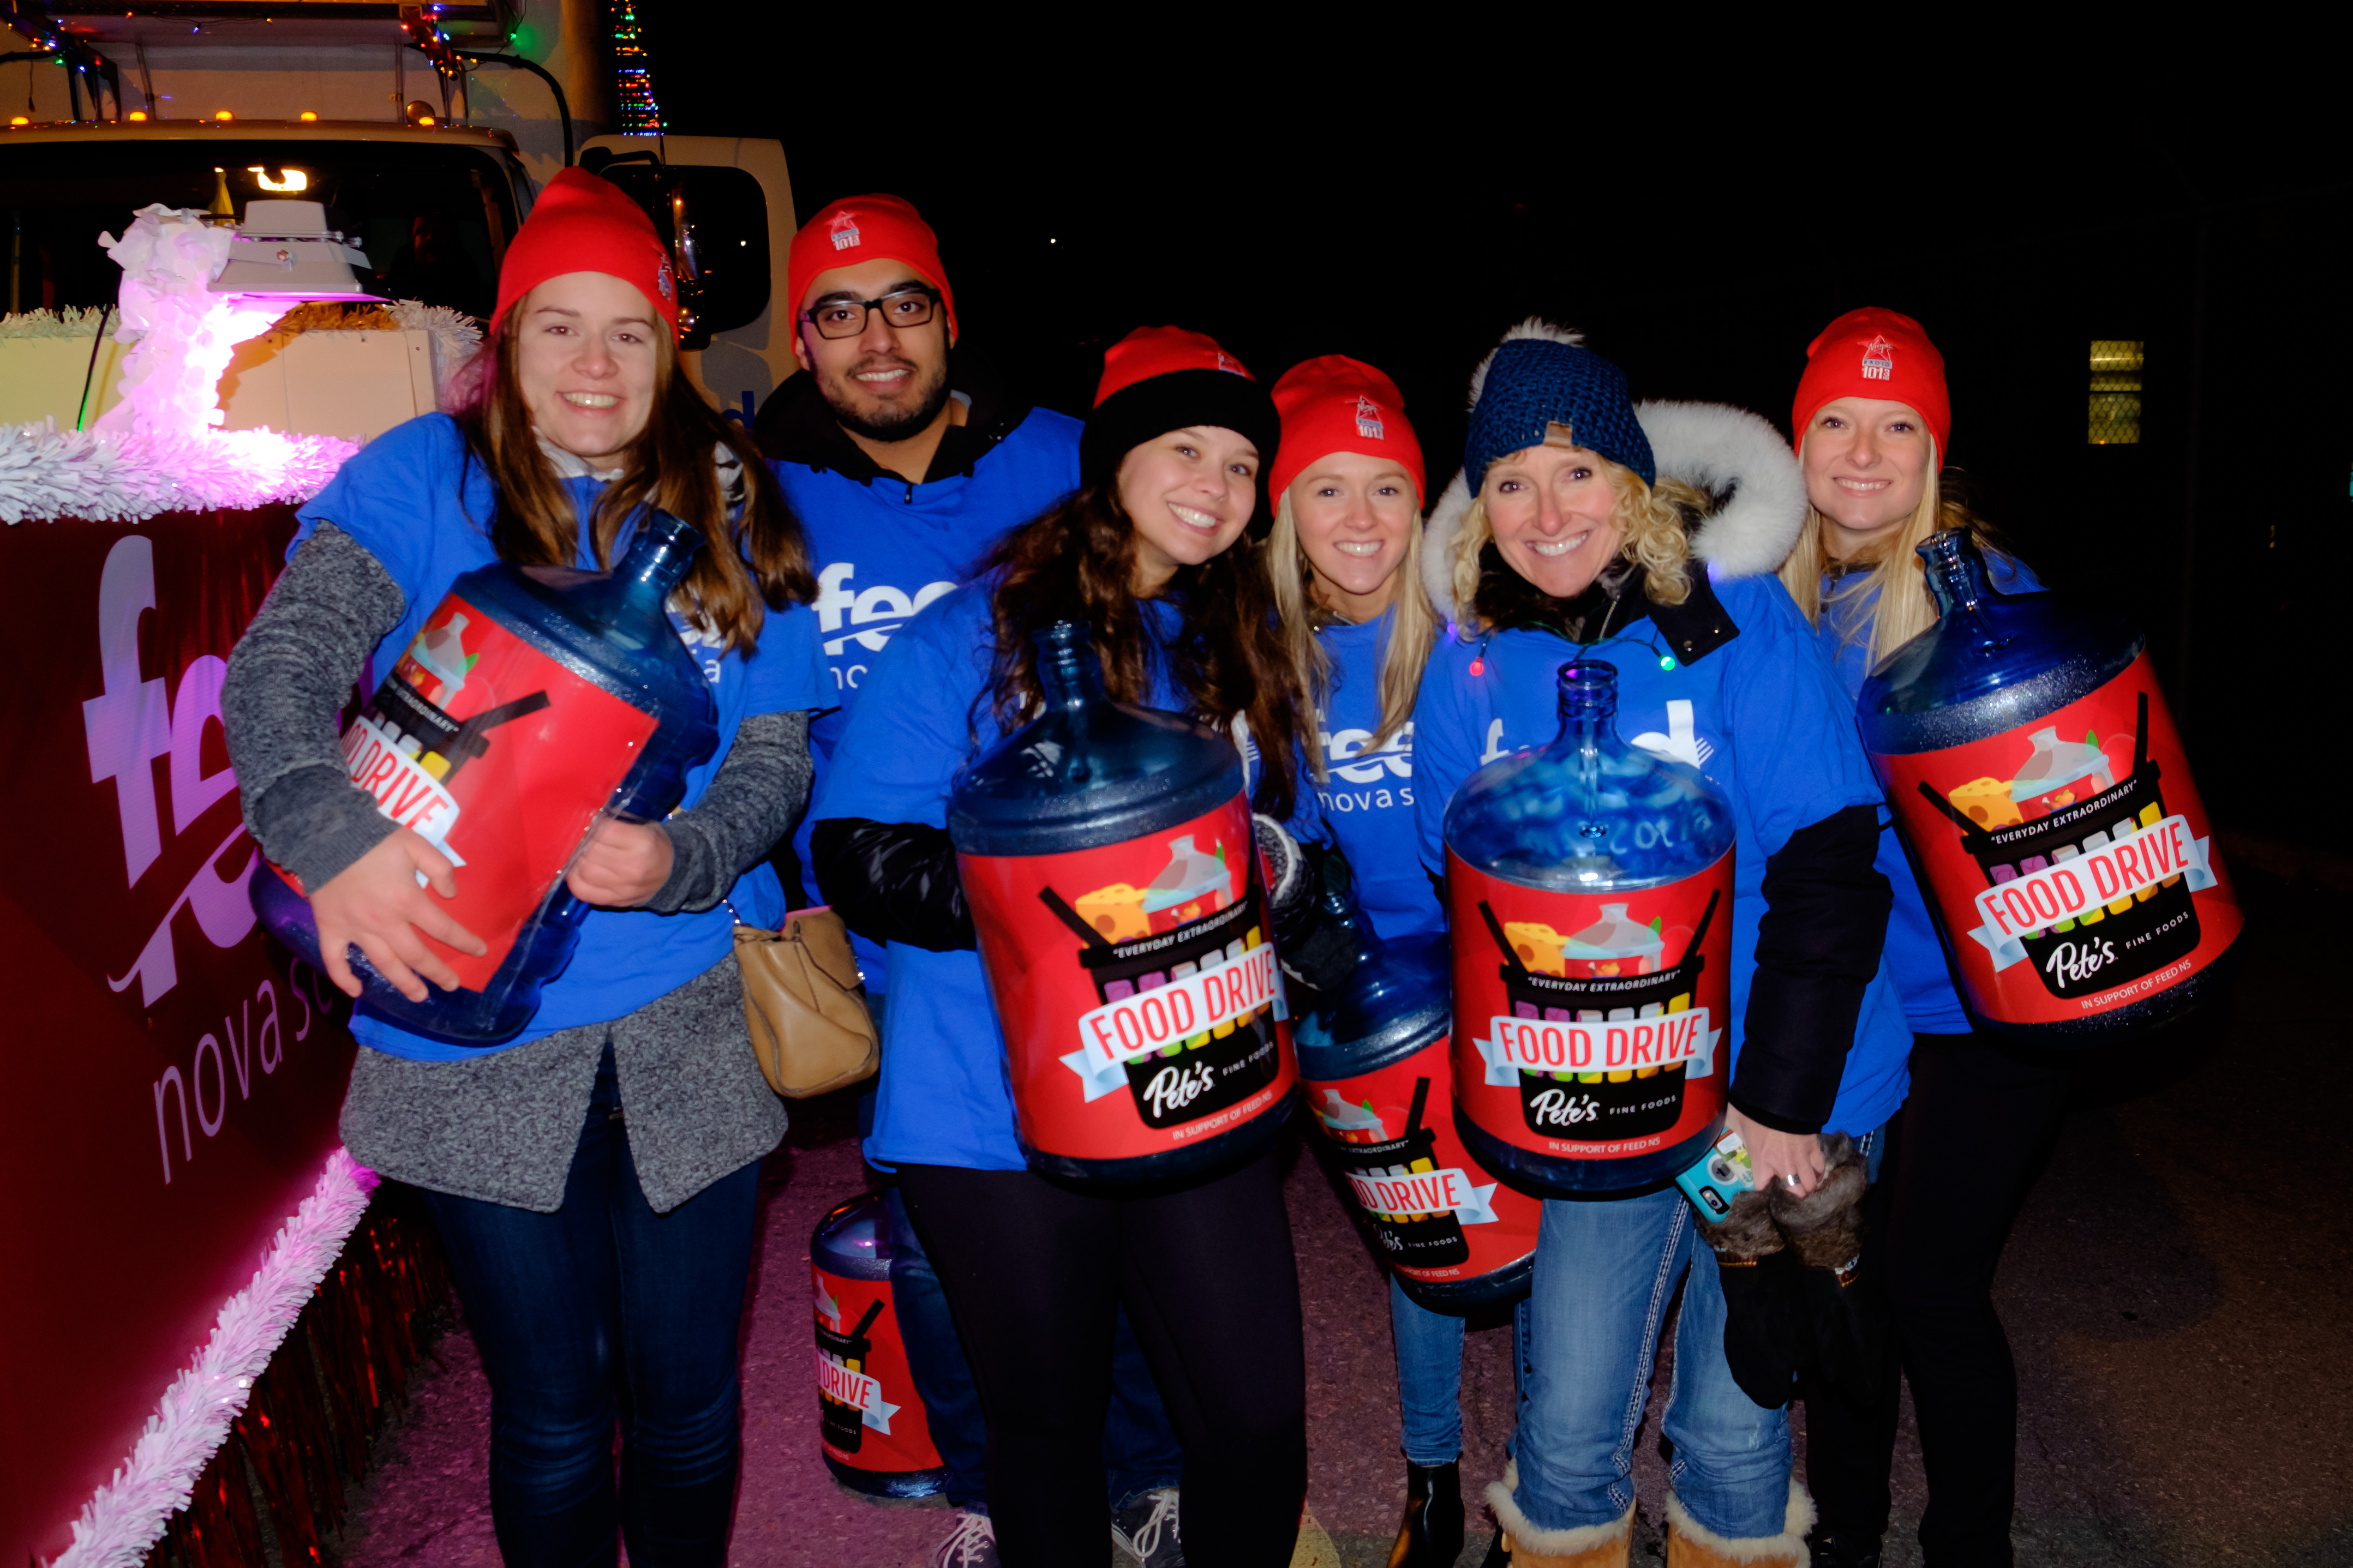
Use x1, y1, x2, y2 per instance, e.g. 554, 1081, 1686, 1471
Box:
1079, 326, 1280, 494
493, 167, 678, 338
786, 194, 957, 337
1792, 307, 1950, 460
1269, 355, 1426, 505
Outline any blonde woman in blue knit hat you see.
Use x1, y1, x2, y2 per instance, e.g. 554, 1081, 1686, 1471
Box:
1413, 324, 1912, 1568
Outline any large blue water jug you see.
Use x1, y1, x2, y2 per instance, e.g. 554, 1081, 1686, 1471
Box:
252, 510, 720, 1043
1294, 882, 1539, 1308
949, 621, 1296, 1185
1442, 659, 1735, 1197
1860, 530, 2240, 1039
810, 1192, 949, 1497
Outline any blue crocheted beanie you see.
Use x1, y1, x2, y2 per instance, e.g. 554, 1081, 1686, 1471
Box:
1463, 333, 1656, 492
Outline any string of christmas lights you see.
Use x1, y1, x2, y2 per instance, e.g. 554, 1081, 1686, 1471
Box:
612, 0, 662, 135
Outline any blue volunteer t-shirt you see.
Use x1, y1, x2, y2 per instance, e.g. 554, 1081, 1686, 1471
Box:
1815, 550, 2044, 1035
1313, 609, 1442, 941
1414, 570, 1912, 1139
770, 406, 1082, 993
809, 584, 1324, 1172
294, 412, 831, 1061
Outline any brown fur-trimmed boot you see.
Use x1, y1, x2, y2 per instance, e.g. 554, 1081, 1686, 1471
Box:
1663, 1483, 1814, 1568
1483, 1462, 1634, 1568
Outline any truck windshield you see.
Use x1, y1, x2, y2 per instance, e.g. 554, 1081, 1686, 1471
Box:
1, 137, 522, 320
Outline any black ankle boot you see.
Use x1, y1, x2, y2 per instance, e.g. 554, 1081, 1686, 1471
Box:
1388, 1459, 1465, 1568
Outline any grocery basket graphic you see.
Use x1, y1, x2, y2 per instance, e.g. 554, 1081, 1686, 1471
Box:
1476, 889, 1719, 1140
1334, 1076, 1470, 1269
1038, 856, 1283, 1130
1915, 691, 2198, 998
816, 1299, 885, 1454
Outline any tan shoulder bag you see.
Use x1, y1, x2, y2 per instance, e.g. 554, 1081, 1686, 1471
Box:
729, 903, 879, 1097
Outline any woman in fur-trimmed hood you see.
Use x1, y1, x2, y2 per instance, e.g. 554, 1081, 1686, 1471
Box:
1411, 323, 1912, 1568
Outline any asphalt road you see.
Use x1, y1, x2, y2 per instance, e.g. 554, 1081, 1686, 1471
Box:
335, 864, 2352, 1567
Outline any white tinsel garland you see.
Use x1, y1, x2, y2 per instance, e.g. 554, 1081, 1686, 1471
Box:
0, 419, 357, 525
49, 1149, 379, 1568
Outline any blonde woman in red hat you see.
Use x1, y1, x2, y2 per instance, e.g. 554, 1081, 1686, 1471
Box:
1266, 355, 1518, 1568
1779, 309, 2049, 1568
809, 326, 1323, 1567
223, 167, 825, 1566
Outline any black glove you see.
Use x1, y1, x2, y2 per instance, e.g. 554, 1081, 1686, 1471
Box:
1699, 1187, 1801, 1410
1767, 1132, 1887, 1407
1255, 818, 1360, 998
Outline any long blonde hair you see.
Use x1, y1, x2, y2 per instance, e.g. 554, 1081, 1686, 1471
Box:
1447, 436, 1704, 637
1776, 438, 1999, 669
1268, 488, 1439, 778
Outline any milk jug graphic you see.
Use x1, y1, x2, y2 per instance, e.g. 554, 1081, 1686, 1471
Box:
1443, 659, 1735, 1196
1861, 530, 2240, 1038
1295, 881, 1537, 1308
950, 622, 1296, 1183
251, 510, 720, 1042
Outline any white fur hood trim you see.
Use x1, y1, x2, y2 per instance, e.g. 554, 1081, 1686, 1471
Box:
1418, 398, 1805, 622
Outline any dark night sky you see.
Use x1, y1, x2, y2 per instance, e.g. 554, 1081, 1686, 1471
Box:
640, 16, 2350, 814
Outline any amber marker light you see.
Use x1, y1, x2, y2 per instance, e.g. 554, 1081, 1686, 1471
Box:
214, 110, 233, 121
127, 109, 148, 121
300, 110, 318, 121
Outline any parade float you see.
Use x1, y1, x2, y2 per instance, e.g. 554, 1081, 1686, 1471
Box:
0, 3, 798, 1560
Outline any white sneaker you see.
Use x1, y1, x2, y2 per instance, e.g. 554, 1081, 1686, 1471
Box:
930, 1510, 999, 1568
1111, 1487, 1184, 1568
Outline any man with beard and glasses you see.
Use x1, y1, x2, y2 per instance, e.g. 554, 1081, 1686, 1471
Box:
754, 194, 1186, 1568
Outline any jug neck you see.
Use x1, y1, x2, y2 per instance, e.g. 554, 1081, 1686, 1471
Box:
1547, 658, 1621, 754
618, 510, 705, 606
1035, 622, 1107, 710
1917, 530, 2010, 658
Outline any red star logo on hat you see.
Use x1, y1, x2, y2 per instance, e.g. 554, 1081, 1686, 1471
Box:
828, 209, 863, 251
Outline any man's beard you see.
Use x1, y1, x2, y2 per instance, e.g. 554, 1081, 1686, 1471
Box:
822, 356, 952, 444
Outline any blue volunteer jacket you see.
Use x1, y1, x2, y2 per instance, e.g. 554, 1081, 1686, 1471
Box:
761, 368, 1082, 993
1312, 608, 1444, 941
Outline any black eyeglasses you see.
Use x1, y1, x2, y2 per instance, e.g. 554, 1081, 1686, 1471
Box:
801, 286, 941, 340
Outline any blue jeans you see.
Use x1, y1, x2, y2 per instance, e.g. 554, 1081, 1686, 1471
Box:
885, 1185, 1183, 1512
1514, 1185, 1791, 1539
1390, 1275, 1532, 1467
419, 1046, 759, 1568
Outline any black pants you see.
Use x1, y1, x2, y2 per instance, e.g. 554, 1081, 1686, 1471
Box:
1806, 1031, 2073, 1567
897, 1150, 1307, 1567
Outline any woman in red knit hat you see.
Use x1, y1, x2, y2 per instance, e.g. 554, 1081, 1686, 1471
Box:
1776, 307, 2050, 1568
807, 326, 1324, 1567
1265, 355, 1520, 1568
223, 167, 825, 1566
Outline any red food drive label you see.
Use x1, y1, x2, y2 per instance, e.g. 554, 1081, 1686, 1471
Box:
812, 1265, 943, 1474
1303, 1041, 1540, 1287
1444, 848, 1733, 1164
959, 795, 1297, 1163
330, 593, 655, 989
1873, 653, 2240, 1026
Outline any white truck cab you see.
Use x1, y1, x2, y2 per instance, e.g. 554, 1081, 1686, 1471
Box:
2, 1, 795, 433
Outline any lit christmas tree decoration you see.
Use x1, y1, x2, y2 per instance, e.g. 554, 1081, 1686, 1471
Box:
613, 0, 663, 135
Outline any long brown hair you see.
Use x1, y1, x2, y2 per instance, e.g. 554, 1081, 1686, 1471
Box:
452, 307, 816, 650
978, 480, 1305, 819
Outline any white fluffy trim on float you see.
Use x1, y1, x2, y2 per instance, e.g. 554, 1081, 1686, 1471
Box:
49, 1149, 379, 1568
0, 419, 357, 526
